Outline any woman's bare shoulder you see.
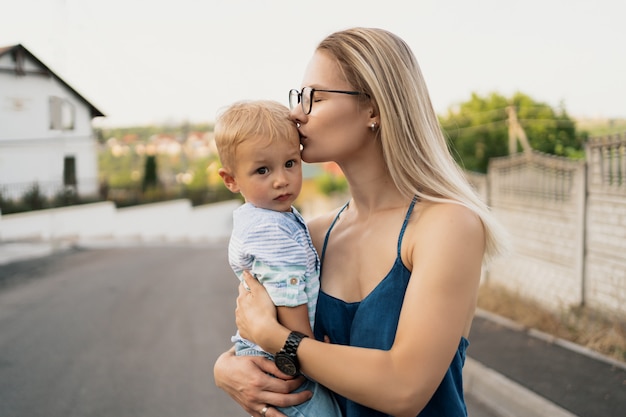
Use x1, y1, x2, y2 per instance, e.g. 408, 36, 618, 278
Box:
306, 206, 345, 249
410, 201, 485, 262
408, 201, 485, 252
417, 201, 482, 228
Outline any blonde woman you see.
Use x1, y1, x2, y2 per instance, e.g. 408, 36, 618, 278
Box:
214, 27, 508, 417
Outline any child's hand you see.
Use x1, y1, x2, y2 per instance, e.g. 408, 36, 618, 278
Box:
236, 270, 279, 346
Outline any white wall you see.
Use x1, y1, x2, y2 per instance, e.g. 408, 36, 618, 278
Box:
485, 144, 626, 319
585, 194, 626, 315
0, 199, 240, 243
584, 137, 626, 316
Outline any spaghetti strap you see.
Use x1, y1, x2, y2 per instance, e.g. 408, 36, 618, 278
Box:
320, 201, 349, 265
321, 197, 418, 264
397, 196, 419, 257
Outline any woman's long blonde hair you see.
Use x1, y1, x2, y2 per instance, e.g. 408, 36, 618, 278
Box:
318, 27, 508, 263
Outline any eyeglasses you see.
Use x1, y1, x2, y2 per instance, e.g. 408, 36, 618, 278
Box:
289, 87, 369, 115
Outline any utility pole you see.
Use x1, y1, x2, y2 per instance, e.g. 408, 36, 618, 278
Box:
506, 106, 532, 154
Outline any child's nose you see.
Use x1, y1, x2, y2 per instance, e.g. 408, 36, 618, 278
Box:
274, 171, 288, 187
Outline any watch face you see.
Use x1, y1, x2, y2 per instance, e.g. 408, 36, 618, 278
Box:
275, 354, 297, 376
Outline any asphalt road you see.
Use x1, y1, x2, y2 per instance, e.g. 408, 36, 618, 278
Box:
0, 245, 500, 417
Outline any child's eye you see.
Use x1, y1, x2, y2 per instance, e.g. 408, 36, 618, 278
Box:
256, 167, 269, 175
285, 160, 296, 168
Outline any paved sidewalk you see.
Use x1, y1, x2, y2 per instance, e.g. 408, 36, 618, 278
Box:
467, 310, 626, 417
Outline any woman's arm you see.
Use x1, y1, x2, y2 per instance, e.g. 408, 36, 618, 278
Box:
237, 203, 485, 417
213, 346, 312, 416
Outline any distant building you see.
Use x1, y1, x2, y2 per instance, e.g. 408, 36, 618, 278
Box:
0, 44, 104, 201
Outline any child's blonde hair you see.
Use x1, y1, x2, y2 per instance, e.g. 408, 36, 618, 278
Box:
214, 100, 300, 170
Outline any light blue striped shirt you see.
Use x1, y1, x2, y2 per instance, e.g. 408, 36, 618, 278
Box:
229, 203, 320, 351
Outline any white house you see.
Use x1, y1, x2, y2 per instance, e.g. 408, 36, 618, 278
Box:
0, 44, 104, 201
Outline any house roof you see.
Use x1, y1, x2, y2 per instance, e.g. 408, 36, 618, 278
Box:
0, 44, 105, 118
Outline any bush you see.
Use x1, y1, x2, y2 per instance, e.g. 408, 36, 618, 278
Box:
0, 181, 236, 215
21, 183, 47, 211
315, 173, 348, 196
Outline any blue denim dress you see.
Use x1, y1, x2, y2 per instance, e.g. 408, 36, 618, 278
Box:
314, 198, 469, 417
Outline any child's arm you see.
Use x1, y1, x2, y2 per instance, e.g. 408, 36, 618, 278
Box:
277, 305, 314, 338
251, 263, 314, 339
243, 217, 316, 340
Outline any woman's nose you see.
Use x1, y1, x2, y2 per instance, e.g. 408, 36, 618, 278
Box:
289, 107, 306, 126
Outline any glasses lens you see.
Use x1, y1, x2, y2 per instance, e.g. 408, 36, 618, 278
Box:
288, 89, 300, 110
302, 87, 312, 115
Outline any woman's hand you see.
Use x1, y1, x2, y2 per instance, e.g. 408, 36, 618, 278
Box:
213, 347, 312, 417
236, 270, 283, 350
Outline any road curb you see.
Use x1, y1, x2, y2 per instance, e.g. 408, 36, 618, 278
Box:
476, 308, 626, 371
0, 241, 56, 266
464, 358, 579, 417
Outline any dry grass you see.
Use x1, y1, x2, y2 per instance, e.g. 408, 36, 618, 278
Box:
477, 284, 626, 363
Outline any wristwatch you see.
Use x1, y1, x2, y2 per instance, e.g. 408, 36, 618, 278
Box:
275, 331, 308, 376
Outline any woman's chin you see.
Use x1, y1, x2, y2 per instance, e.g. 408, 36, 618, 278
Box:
301, 149, 324, 164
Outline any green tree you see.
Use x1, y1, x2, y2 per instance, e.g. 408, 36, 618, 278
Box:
142, 155, 158, 191
440, 92, 585, 173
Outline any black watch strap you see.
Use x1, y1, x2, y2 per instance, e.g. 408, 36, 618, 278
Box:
275, 331, 308, 375
280, 331, 308, 356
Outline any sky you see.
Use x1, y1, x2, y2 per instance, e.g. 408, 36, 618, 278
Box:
1, 0, 624, 127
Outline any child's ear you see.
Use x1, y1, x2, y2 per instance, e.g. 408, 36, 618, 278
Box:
218, 168, 240, 193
